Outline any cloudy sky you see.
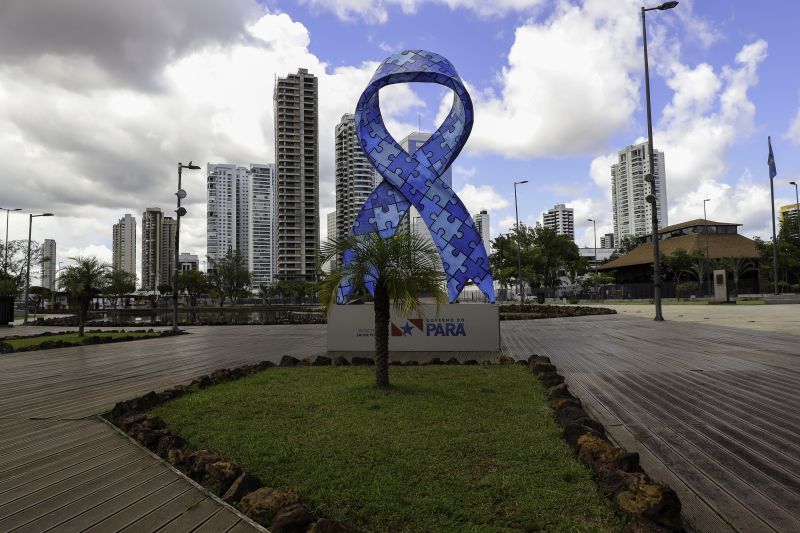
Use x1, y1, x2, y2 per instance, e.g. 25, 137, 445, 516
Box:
1, 0, 799, 279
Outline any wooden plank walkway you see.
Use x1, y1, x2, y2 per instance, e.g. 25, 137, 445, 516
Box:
2, 318, 799, 532
0, 325, 326, 532
501, 316, 800, 533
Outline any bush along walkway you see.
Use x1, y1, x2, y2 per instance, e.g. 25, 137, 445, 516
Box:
528, 355, 683, 532
107, 354, 680, 532
0, 329, 182, 353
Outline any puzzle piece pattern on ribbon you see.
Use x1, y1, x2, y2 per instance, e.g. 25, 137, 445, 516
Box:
338, 49, 495, 304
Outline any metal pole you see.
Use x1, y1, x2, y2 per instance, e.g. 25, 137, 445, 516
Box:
704, 199, 710, 294
4, 209, 9, 275
173, 164, 182, 333
770, 171, 779, 294
592, 220, 597, 275
642, 6, 664, 321
791, 182, 800, 241
23, 214, 32, 325
514, 183, 524, 303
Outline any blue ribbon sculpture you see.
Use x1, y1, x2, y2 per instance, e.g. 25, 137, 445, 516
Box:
337, 50, 495, 304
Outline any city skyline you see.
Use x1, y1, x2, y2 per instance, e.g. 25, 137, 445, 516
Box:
2, 1, 800, 269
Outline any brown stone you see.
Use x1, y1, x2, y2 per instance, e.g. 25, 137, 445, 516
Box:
155, 434, 186, 458
577, 434, 625, 470
222, 472, 262, 503
270, 503, 316, 532
203, 461, 241, 496
531, 362, 557, 375
562, 421, 605, 448
238, 487, 301, 526
332, 356, 350, 366
167, 447, 185, 466
280, 355, 300, 367
616, 478, 682, 531
210, 368, 233, 384
547, 383, 573, 400
117, 413, 147, 432
549, 396, 582, 411
184, 450, 224, 482
135, 428, 167, 450
538, 372, 564, 388
351, 356, 374, 366
312, 356, 332, 366
445, 357, 460, 365
554, 403, 588, 426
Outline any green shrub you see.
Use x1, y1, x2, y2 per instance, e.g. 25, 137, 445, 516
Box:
677, 281, 699, 299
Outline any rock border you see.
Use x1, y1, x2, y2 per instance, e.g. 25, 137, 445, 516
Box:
0, 328, 183, 353
527, 354, 683, 532
106, 353, 681, 532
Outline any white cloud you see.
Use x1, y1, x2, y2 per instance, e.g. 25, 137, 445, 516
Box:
466, 0, 642, 158
456, 184, 509, 215
0, 8, 425, 266
298, 0, 545, 24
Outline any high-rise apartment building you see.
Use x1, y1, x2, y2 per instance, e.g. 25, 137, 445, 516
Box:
611, 141, 668, 240
542, 204, 575, 240
327, 210, 337, 242
780, 203, 800, 238
207, 163, 277, 286
40, 239, 56, 292
274, 68, 319, 281
248, 164, 277, 287
207, 163, 249, 264
112, 214, 137, 276
335, 113, 379, 238
473, 210, 491, 253
600, 233, 615, 249
141, 208, 175, 291
179, 253, 199, 271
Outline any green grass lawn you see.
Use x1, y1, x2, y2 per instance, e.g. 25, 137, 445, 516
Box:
151, 366, 625, 532
4, 331, 160, 350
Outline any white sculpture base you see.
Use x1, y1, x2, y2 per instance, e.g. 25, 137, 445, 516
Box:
327, 303, 499, 352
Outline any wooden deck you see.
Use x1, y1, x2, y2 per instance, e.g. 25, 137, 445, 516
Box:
1, 318, 799, 532
501, 316, 800, 533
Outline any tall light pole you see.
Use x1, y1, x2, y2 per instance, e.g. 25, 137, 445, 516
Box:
513, 180, 528, 302
1, 207, 22, 277
790, 181, 800, 241
173, 162, 200, 333
23, 213, 54, 325
703, 198, 711, 295
642, 1, 679, 321
588, 218, 597, 301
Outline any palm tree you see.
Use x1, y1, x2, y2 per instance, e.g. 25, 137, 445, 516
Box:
58, 256, 109, 337
319, 232, 446, 388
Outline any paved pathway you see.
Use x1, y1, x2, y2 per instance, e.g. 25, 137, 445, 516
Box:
1, 318, 798, 532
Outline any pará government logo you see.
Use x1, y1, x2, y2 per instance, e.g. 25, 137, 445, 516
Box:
390, 317, 466, 337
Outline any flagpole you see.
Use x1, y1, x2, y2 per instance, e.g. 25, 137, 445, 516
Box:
769, 136, 779, 295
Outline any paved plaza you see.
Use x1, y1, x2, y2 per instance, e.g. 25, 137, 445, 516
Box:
0, 311, 798, 532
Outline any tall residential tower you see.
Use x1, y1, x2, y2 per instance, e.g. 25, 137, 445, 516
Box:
274, 68, 319, 281
141, 208, 175, 291
542, 204, 574, 240
335, 113, 379, 238
112, 214, 137, 276
40, 239, 56, 292
611, 141, 668, 240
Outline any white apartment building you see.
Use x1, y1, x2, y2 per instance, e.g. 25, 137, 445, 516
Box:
542, 204, 575, 240
335, 113, 379, 239
112, 213, 137, 276
473, 210, 491, 253
600, 233, 615, 250
611, 141, 668, 240
207, 163, 248, 265
274, 68, 319, 282
40, 239, 56, 292
248, 164, 277, 287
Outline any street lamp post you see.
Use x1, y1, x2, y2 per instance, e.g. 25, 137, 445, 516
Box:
790, 181, 800, 241
642, 1, 679, 321
703, 198, 711, 295
23, 213, 54, 325
1, 207, 22, 276
513, 180, 528, 302
173, 162, 200, 333
588, 218, 597, 300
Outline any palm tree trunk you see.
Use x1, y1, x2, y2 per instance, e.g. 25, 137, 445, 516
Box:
374, 279, 390, 388
79, 294, 88, 337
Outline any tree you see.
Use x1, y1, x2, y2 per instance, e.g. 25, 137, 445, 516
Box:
319, 232, 446, 388
720, 257, 756, 295
208, 249, 251, 305
28, 286, 52, 315
663, 248, 694, 284
179, 269, 207, 307
104, 269, 137, 308
0, 239, 45, 297
58, 256, 109, 336
157, 283, 172, 297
